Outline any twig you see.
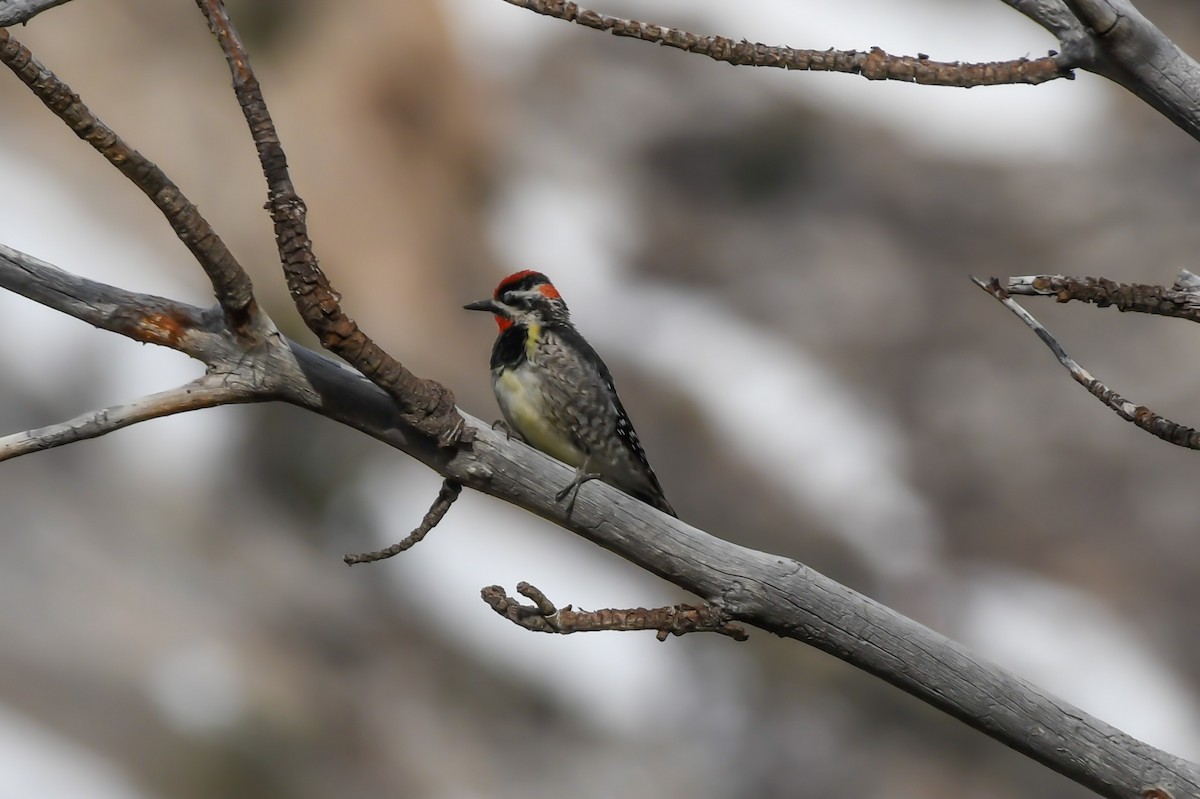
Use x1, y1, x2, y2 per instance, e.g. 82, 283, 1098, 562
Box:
0, 377, 254, 462
193, 0, 466, 446
0, 29, 257, 330
973, 276, 1200, 449
481, 582, 749, 641
344, 480, 462, 565
1005, 274, 1200, 322
497, 0, 1073, 86
0, 0, 71, 26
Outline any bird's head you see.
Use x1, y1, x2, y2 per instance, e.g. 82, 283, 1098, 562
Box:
464, 270, 571, 331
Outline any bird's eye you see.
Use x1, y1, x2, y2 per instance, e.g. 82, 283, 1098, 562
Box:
503, 291, 534, 309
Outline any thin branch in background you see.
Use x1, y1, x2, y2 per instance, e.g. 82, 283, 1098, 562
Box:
0, 0, 71, 26
344, 480, 462, 565
0, 377, 254, 462
0, 30, 257, 330
1005, 273, 1200, 322
974, 276, 1200, 449
481, 582, 750, 641
193, 0, 466, 446
497, 0, 1073, 86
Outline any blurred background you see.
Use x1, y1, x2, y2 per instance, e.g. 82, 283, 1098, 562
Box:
1, 0, 1199, 797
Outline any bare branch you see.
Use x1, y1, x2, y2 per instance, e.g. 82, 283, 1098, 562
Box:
0, 0, 70, 26
974, 276, 1200, 449
482, 582, 749, 641
497, 0, 1072, 86
0, 29, 257, 330
1, 3, 1196, 790
193, 0, 465, 445
1005, 274, 1200, 322
344, 479, 462, 565
2, 235, 1197, 796
142, 342, 1200, 798
0, 376, 254, 462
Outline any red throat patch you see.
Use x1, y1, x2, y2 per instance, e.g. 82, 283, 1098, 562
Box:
494, 315, 513, 332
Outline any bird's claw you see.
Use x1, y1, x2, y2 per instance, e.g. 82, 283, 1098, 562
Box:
555, 471, 602, 516
491, 419, 523, 442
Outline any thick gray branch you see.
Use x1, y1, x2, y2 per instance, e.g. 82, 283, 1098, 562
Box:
0, 0, 69, 26
1051, 0, 1200, 140
290, 355, 1200, 799
0, 243, 306, 393
0, 377, 253, 462
2, 244, 1196, 798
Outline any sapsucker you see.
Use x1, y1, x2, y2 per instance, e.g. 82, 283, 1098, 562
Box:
464, 270, 676, 517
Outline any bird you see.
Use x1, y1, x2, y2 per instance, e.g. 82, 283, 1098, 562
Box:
464, 270, 676, 517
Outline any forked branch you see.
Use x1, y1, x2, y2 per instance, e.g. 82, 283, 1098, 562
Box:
194, 0, 465, 446
2, 2, 1199, 797
974, 277, 1200, 449
0, 28, 258, 331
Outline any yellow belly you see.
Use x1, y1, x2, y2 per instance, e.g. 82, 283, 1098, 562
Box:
495, 367, 586, 468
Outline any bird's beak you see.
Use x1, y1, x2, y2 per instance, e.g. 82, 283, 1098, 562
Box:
463, 299, 501, 313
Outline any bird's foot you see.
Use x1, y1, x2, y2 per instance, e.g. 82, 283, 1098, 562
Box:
491, 419, 524, 442
554, 469, 602, 516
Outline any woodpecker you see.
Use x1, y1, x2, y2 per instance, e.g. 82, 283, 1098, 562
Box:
464, 270, 676, 517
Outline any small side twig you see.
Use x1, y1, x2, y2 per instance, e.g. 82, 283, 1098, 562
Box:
973, 276, 1200, 450
0, 376, 255, 462
344, 480, 462, 565
0, 29, 257, 331
1005, 274, 1200, 323
194, 0, 466, 447
481, 582, 749, 642
498, 0, 1073, 86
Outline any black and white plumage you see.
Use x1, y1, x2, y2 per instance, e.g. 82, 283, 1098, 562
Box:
464, 270, 676, 517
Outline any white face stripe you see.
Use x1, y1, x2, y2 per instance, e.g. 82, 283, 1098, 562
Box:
500, 287, 550, 304
491, 298, 539, 326
495, 288, 567, 326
